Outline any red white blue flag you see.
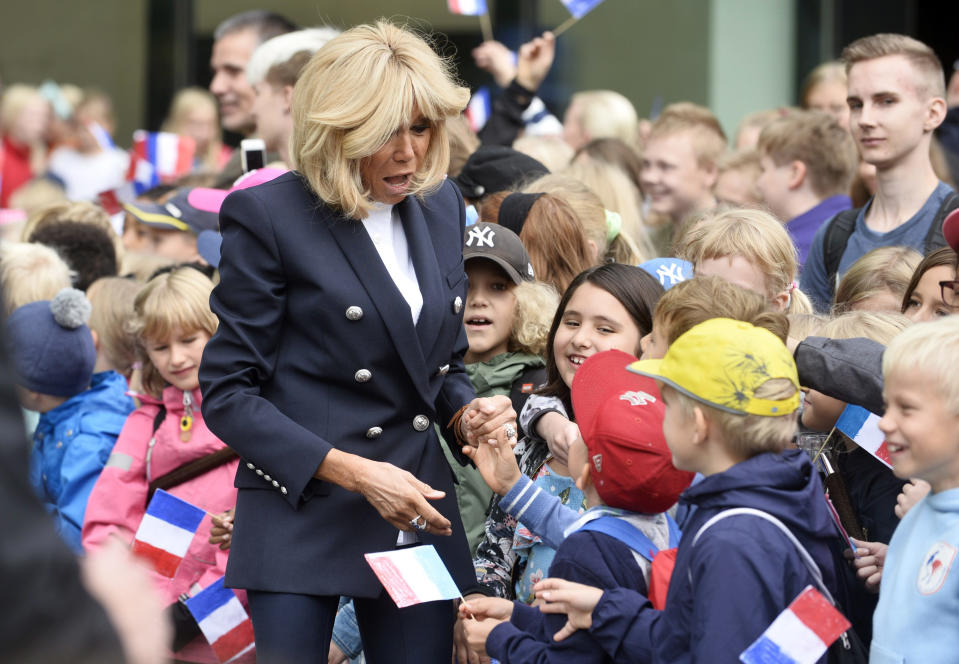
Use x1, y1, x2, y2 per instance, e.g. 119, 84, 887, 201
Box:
561, 0, 605, 19
740, 586, 851, 664
365, 544, 462, 608
448, 0, 488, 15
131, 489, 205, 578
126, 130, 195, 194
835, 404, 892, 468
185, 577, 255, 662
465, 87, 492, 133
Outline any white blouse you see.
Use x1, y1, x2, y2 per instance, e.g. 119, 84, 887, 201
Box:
361, 203, 423, 324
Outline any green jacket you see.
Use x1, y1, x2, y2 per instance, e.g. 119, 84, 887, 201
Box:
443, 351, 546, 556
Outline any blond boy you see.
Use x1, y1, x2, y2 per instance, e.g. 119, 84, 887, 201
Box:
640, 103, 727, 224
869, 316, 959, 661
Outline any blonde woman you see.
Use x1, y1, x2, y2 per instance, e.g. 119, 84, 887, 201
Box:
162, 88, 232, 172
199, 22, 514, 663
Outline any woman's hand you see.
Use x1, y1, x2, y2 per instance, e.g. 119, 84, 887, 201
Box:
461, 395, 516, 447
848, 538, 888, 593
356, 458, 452, 535
471, 40, 516, 88
462, 425, 521, 496
533, 578, 604, 641
537, 412, 580, 467
209, 508, 234, 550
895, 479, 931, 519
516, 32, 556, 92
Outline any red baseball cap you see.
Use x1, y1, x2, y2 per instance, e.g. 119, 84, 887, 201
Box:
571, 349, 694, 514
942, 208, 959, 253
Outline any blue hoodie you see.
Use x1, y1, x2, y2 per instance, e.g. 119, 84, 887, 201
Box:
29, 371, 135, 553
587, 449, 849, 664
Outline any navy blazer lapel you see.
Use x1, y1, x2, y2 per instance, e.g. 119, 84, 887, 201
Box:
325, 214, 432, 404
398, 196, 444, 359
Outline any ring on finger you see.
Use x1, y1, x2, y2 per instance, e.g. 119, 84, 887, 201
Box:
410, 514, 428, 531
503, 422, 516, 440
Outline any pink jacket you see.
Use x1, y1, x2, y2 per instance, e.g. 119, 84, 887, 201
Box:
82, 386, 251, 663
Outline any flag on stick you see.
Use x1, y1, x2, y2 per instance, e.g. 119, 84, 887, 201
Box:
126, 131, 195, 194
185, 577, 255, 662
448, 0, 488, 15
740, 586, 851, 664
834, 404, 892, 468
365, 544, 462, 608
131, 489, 205, 577
554, 0, 606, 36
465, 87, 492, 133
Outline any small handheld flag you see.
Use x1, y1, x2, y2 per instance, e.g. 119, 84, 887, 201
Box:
561, 0, 605, 19
365, 544, 462, 608
126, 130, 196, 195
131, 489, 205, 577
834, 404, 891, 468
465, 87, 492, 133
740, 586, 851, 664
448, 0, 488, 15
186, 577, 255, 662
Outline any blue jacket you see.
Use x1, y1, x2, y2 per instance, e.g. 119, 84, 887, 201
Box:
29, 371, 135, 553
588, 449, 848, 664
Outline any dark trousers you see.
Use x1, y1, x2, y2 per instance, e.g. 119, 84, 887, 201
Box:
247, 589, 455, 664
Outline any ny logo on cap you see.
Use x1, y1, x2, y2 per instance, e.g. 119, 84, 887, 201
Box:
619, 390, 656, 406
466, 225, 495, 248
656, 262, 687, 286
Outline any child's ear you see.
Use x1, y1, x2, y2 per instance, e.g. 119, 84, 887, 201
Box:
788, 160, 807, 190
691, 406, 709, 445
575, 461, 591, 493
283, 85, 295, 113
90, 329, 100, 352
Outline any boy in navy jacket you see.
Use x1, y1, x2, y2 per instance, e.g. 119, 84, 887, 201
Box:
460, 349, 693, 663
533, 319, 850, 663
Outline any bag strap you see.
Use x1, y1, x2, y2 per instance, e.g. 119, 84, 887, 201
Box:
146, 447, 239, 506
509, 365, 546, 439
692, 507, 836, 606
823, 209, 859, 297
924, 190, 959, 254
578, 514, 681, 562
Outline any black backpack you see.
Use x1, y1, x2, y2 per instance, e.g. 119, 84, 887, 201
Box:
508, 364, 547, 440
823, 190, 959, 294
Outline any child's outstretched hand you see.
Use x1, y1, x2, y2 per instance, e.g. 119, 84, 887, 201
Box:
895, 479, 930, 519
537, 412, 581, 467
462, 424, 522, 496
533, 578, 604, 641
848, 538, 887, 593
209, 508, 234, 550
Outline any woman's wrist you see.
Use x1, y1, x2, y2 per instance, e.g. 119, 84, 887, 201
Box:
315, 449, 368, 494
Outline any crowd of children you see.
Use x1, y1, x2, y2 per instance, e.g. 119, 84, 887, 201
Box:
3, 12, 959, 664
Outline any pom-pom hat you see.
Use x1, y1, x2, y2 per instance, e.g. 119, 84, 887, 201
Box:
5, 288, 96, 397
571, 349, 695, 514
628, 318, 800, 417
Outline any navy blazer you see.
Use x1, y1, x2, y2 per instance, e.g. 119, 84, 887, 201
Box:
199, 172, 477, 597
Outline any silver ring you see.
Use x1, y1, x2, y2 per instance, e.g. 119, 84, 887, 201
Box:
410, 514, 427, 531
503, 423, 516, 440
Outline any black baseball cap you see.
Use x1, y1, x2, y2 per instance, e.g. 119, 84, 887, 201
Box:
452, 146, 549, 200
463, 222, 535, 284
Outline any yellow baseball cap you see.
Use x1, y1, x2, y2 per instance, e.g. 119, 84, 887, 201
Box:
628, 318, 800, 417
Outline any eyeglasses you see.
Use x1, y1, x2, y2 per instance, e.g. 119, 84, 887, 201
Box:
939, 280, 959, 307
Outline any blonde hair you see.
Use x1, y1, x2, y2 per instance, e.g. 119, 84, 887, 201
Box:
715, 149, 763, 206
569, 90, 639, 147
513, 135, 574, 173
820, 310, 911, 345
787, 313, 827, 341
0, 84, 43, 133
666, 379, 799, 458
563, 159, 655, 261
86, 277, 141, 378
446, 114, 479, 177
655, 275, 789, 346
683, 208, 812, 313
522, 172, 645, 265
883, 316, 959, 414
511, 280, 559, 357
0, 241, 74, 315
801, 61, 847, 107
291, 21, 469, 219
757, 110, 858, 198
7, 178, 68, 218
22, 201, 124, 265
833, 246, 922, 314
842, 33, 946, 99
734, 108, 789, 150
161, 87, 224, 173
120, 252, 176, 283
648, 102, 728, 170
128, 267, 217, 397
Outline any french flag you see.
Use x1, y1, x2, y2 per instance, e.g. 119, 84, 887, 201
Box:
465, 87, 491, 133
834, 404, 892, 468
126, 130, 195, 194
185, 577, 255, 663
740, 586, 851, 664
131, 489, 205, 578
448, 0, 488, 15
365, 545, 462, 608
561, 0, 605, 19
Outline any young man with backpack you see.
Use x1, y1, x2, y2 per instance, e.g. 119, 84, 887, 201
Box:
802, 34, 957, 313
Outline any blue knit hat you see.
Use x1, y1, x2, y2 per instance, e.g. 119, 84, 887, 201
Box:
6, 288, 96, 397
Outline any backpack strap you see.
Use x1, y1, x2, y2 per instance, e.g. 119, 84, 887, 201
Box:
691, 507, 835, 605
923, 190, 959, 254
509, 365, 547, 439
823, 209, 860, 298
577, 515, 679, 563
